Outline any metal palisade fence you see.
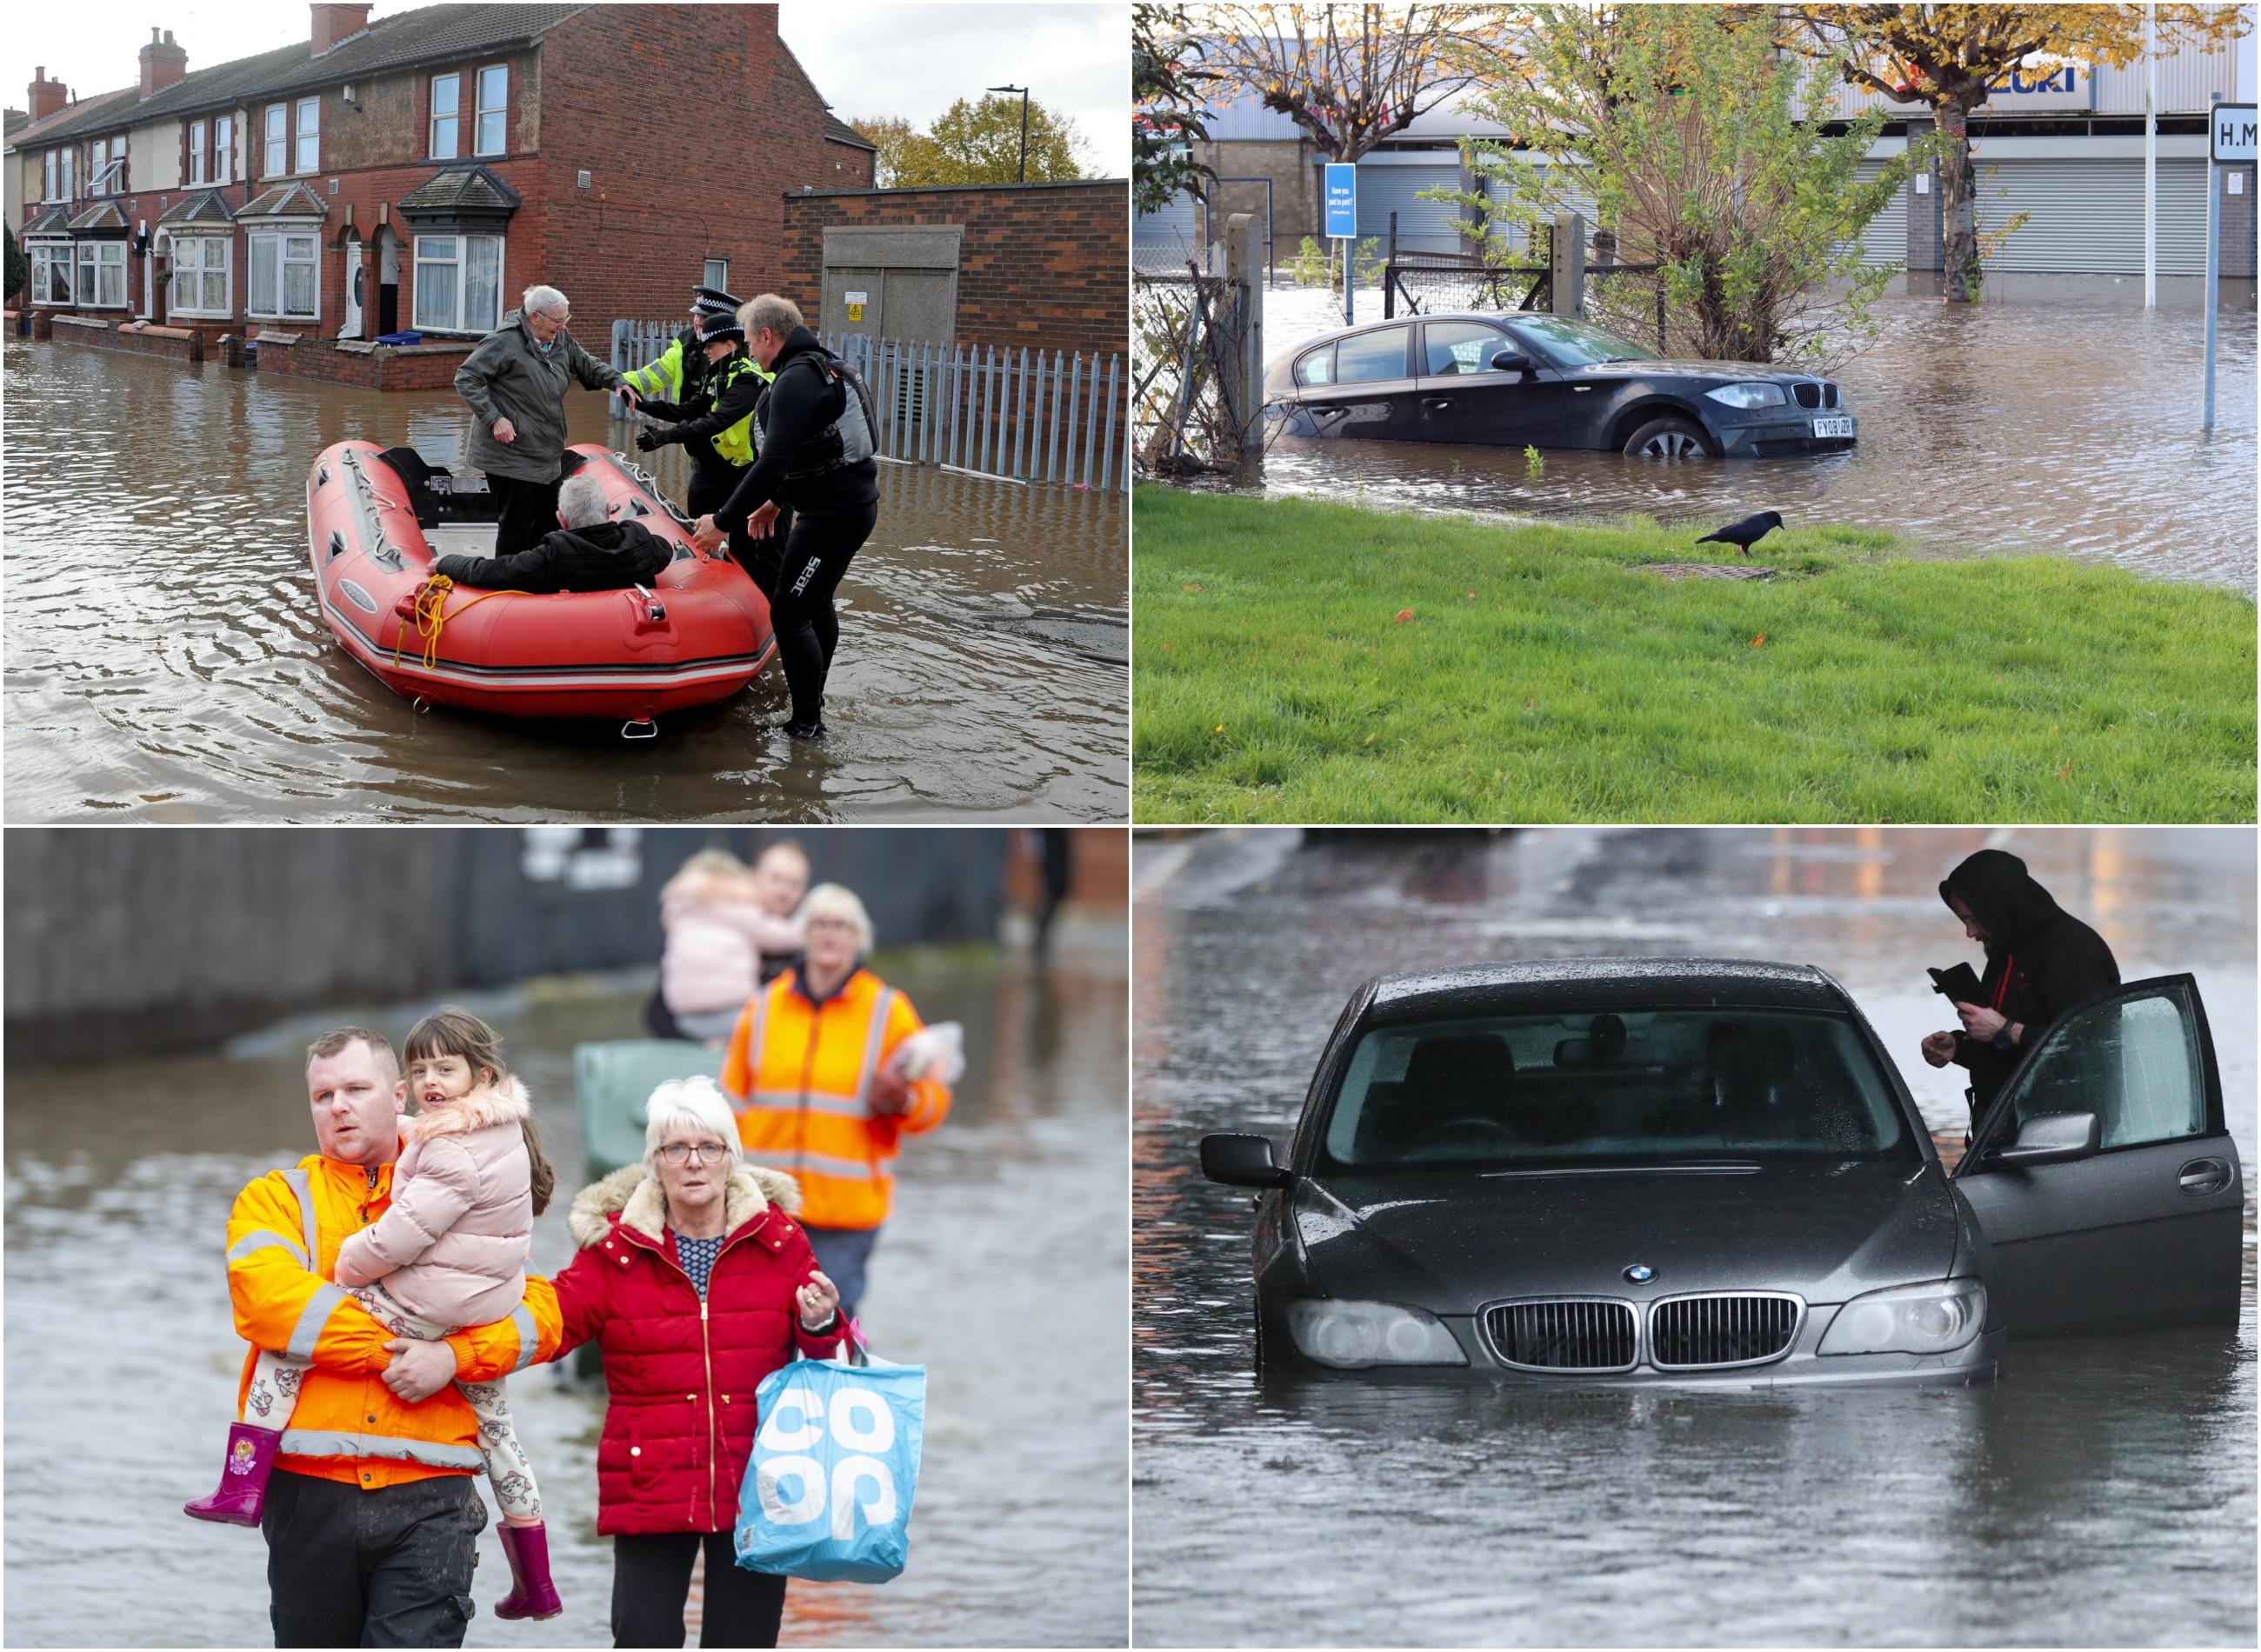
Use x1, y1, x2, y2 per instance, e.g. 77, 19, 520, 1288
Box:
610, 321, 1128, 493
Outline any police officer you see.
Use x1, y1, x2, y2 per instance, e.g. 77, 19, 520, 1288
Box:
617, 284, 740, 416
634, 318, 784, 591
690, 294, 878, 742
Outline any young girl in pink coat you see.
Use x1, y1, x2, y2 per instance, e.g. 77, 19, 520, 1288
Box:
185, 1008, 566, 1622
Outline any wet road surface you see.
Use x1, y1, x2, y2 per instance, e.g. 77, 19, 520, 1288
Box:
4, 940, 1129, 1647
1132, 828, 2255, 1648
2, 340, 1127, 822
1254, 283, 2258, 590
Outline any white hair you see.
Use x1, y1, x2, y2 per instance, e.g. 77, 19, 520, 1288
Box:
802, 883, 873, 954
557, 471, 610, 530
740, 293, 803, 339
643, 1075, 742, 1168
522, 284, 569, 319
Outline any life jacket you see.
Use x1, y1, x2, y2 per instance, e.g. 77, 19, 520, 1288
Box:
756, 345, 877, 480
717, 966, 950, 1230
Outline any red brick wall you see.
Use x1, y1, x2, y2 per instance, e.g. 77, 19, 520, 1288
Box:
57, 320, 205, 362
822, 138, 877, 192
254, 336, 474, 390
779, 182, 1127, 357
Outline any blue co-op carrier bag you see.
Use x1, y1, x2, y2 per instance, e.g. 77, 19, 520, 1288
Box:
735, 1336, 926, 1584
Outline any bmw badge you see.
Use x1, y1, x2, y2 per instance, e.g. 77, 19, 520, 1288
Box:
1624, 1263, 1656, 1283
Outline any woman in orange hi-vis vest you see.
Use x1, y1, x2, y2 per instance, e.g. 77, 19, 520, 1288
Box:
718, 883, 949, 1322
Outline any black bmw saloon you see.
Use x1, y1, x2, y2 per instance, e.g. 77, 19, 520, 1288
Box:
1202, 958, 2241, 1387
1263, 312, 1857, 458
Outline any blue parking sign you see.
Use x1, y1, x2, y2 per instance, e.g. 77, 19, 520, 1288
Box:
1324, 164, 1357, 239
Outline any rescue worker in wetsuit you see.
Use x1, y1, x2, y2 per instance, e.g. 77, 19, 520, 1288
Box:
689, 295, 879, 743
630, 319, 783, 592
1919, 848, 2120, 1130
616, 284, 740, 418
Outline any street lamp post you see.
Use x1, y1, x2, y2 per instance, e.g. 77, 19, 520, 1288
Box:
986, 83, 1030, 183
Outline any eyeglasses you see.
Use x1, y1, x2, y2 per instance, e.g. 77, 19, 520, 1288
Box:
537, 309, 569, 325
658, 1142, 730, 1165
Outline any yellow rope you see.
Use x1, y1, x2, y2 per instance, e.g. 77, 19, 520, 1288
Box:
394, 574, 530, 671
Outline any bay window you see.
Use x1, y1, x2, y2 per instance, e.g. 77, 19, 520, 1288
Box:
249, 230, 321, 321
76, 241, 127, 308
170, 236, 231, 316
263, 103, 287, 177
430, 72, 459, 159
30, 243, 72, 304
413, 232, 504, 333
474, 65, 508, 155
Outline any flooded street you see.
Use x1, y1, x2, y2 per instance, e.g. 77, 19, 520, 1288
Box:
1132, 829, 2255, 1648
1, 339, 1127, 822
4, 940, 1129, 1647
1255, 283, 2258, 590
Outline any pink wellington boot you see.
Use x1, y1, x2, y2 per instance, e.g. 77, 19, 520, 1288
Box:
183, 1422, 282, 1526
494, 1522, 564, 1621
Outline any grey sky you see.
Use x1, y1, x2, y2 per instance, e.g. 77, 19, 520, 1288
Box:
6, 2, 1129, 173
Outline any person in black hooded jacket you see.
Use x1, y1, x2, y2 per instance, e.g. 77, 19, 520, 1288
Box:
1919, 848, 2120, 1124
436, 470, 674, 595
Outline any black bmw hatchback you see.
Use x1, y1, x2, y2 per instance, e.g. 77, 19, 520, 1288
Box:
1263, 312, 1857, 458
1202, 958, 2240, 1386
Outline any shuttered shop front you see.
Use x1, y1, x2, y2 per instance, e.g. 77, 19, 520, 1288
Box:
1356, 163, 1465, 253
1135, 195, 1204, 270
1846, 160, 1909, 266
1974, 157, 2207, 274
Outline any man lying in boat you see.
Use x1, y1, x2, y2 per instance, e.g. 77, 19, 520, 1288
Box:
432, 472, 674, 596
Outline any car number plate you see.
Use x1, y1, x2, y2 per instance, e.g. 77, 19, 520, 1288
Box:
1811, 416, 1855, 439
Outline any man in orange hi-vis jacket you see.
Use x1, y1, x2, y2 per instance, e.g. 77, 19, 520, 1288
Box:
720, 883, 950, 1322
208, 1026, 564, 1648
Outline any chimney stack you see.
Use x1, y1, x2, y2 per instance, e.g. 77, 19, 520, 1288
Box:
29, 66, 67, 123
139, 29, 189, 97
311, 3, 372, 56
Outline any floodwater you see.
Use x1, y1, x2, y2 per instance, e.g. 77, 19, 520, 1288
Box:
1132, 828, 2256, 1648
3, 938, 1130, 1648
0, 339, 1127, 823
1255, 282, 2259, 591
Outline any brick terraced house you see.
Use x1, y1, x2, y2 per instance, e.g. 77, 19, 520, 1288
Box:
6, 3, 877, 383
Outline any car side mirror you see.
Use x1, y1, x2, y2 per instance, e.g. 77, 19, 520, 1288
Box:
1201, 1132, 1294, 1189
1985, 1110, 2101, 1169
1490, 349, 1531, 373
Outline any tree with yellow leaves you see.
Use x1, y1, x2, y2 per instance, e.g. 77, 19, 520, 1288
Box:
1784, 4, 2251, 302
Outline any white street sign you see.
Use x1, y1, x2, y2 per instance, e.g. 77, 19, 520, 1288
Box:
2210, 103, 2256, 163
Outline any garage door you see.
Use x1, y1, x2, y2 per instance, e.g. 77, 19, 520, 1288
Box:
1135, 193, 1204, 271
1975, 157, 2207, 275
1845, 159, 1909, 266
1356, 164, 1465, 253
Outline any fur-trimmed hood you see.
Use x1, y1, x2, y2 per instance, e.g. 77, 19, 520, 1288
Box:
406, 1074, 532, 1142
567, 1159, 803, 1249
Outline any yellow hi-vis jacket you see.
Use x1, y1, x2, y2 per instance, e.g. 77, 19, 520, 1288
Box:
619, 333, 693, 403
227, 1153, 564, 1491
719, 967, 950, 1230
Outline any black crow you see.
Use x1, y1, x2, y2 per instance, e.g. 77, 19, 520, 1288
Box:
1695, 510, 1783, 556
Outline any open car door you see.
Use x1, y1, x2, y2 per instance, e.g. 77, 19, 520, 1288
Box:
1952, 974, 2242, 1336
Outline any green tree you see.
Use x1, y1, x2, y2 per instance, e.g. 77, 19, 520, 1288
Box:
849, 97, 1090, 189
1447, 5, 1919, 364
1134, 1, 1218, 215
1786, 4, 2251, 302
847, 114, 944, 190
4, 225, 25, 303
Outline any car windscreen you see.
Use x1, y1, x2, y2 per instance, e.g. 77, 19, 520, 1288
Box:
1320, 1008, 1916, 1170
1507, 316, 1657, 367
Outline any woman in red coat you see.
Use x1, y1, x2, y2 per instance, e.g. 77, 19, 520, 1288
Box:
553, 1073, 846, 1648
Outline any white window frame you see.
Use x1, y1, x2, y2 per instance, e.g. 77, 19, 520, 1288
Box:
89, 136, 123, 197
473, 63, 508, 157
704, 257, 729, 290
43, 150, 58, 203
411, 231, 504, 334
169, 234, 232, 318
76, 240, 128, 309
189, 119, 207, 186
247, 228, 323, 322
430, 71, 460, 160
295, 96, 319, 174
58, 146, 75, 201
263, 103, 287, 177
29, 243, 73, 304
214, 113, 235, 184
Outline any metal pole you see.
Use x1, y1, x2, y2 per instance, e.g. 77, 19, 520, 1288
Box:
2204, 93, 2220, 430
1341, 237, 1353, 326
2145, 6, 2157, 310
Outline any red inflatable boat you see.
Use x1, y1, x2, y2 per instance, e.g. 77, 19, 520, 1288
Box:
305, 440, 773, 724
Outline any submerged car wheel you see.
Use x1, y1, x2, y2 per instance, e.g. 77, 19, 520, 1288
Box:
1623, 416, 1713, 459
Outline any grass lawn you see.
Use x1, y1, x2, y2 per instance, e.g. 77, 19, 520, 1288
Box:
1134, 486, 2257, 823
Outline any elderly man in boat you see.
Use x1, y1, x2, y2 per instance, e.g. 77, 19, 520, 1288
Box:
454, 283, 637, 555
434, 471, 673, 596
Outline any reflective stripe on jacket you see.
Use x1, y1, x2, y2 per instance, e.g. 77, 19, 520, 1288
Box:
227, 1154, 560, 1491
717, 967, 950, 1229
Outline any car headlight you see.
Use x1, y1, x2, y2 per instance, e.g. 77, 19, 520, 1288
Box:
1287, 1300, 1467, 1369
1817, 1280, 1987, 1357
1704, 383, 1787, 410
